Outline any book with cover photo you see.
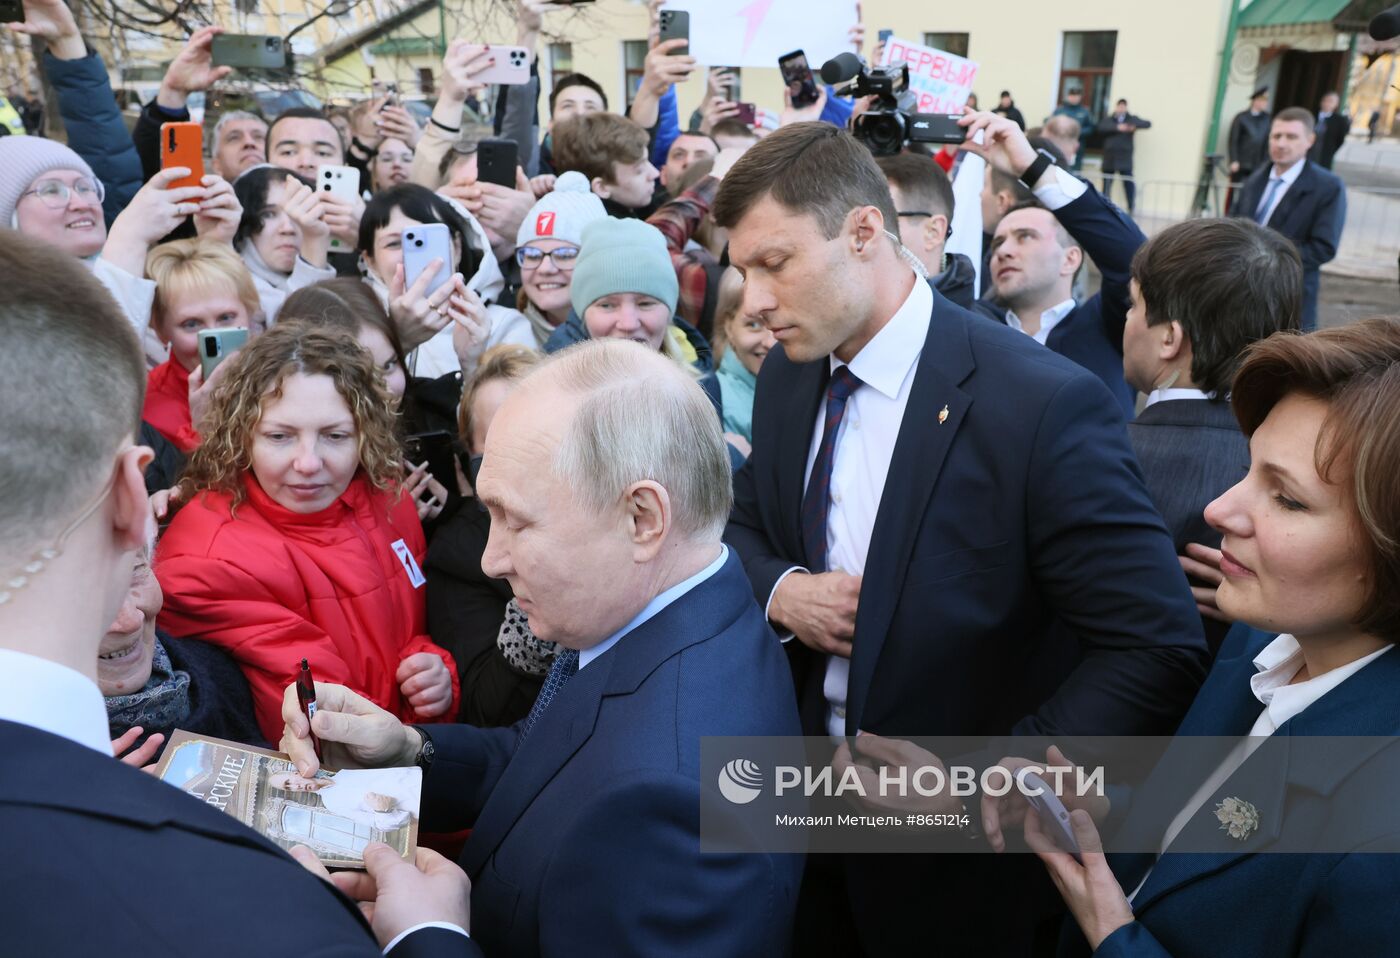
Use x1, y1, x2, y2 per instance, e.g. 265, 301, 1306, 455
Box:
153, 729, 420, 869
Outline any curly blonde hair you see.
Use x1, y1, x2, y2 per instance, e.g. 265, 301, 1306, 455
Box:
180, 323, 404, 510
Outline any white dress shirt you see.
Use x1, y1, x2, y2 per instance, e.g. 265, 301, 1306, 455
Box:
1255, 158, 1306, 226
0, 648, 112, 754
1127, 633, 1389, 902
765, 274, 933, 738
1005, 298, 1077, 345
1142, 386, 1214, 409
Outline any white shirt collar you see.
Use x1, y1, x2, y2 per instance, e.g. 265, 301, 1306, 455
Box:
832, 271, 932, 401
1006, 298, 1076, 346
578, 545, 729, 670
1143, 387, 1215, 409
0, 649, 112, 754
1269, 158, 1307, 185
1249, 633, 1391, 732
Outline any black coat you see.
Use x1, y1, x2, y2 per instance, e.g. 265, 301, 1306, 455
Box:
993, 103, 1026, 130
930, 251, 977, 309
423, 499, 543, 727
1309, 110, 1351, 169
1228, 109, 1270, 173
141, 421, 187, 495
1098, 112, 1152, 169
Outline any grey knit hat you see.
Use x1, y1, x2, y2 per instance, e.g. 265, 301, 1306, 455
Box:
0, 136, 97, 229
516, 170, 607, 249
569, 217, 679, 318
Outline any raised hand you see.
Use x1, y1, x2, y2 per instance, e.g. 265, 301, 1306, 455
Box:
158, 25, 233, 109
192, 174, 242, 245
7, 0, 85, 60
397, 652, 453, 718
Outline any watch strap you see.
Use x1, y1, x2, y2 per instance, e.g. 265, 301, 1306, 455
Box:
1018, 148, 1057, 190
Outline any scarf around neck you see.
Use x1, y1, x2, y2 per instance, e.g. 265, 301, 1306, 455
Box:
105, 638, 192, 739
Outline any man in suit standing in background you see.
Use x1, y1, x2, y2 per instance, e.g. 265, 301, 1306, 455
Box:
714, 120, 1207, 957
1231, 106, 1346, 330
1122, 216, 1302, 652
1098, 98, 1152, 214
0, 233, 475, 957
1310, 91, 1351, 169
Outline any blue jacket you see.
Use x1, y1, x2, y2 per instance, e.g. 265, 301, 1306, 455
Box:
43, 49, 144, 225
420, 550, 804, 958
0, 720, 471, 957
1059, 627, 1400, 957
727, 287, 1207, 953
975, 180, 1144, 417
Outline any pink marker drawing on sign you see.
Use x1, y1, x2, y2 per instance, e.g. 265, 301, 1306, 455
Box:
738, 0, 776, 56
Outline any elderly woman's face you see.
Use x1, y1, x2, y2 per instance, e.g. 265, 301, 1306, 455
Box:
15, 168, 107, 259
97, 554, 162, 696
1205, 392, 1369, 639
250, 372, 362, 514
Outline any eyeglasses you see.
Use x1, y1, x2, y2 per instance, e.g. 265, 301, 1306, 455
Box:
515, 245, 581, 270
896, 211, 952, 240
21, 177, 105, 210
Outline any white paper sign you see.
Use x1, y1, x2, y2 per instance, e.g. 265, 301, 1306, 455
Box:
665, 0, 855, 70
879, 36, 979, 114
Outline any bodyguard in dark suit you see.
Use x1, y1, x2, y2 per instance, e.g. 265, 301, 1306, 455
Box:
712, 118, 1206, 956
283, 341, 803, 958
1122, 217, 1302, 653
1097, 98, 1152, 213
973, 117, 1146, 418
0, 232, 473, 957
1225, 87, 1270, 212
1308, 91, 1350, 169
1230, 107, 1346, 330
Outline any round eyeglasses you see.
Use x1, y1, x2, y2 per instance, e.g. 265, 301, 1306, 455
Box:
515, 245, 581, 270
21, 177, 106, 210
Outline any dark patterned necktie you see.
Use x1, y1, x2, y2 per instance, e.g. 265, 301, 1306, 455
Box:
516, 647, 580, 750
800, 365, 864, 572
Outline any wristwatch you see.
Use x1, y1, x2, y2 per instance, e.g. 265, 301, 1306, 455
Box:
1018, 148, 1059, 190
412, 726, 435, 772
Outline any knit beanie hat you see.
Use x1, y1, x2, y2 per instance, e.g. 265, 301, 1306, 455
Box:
0, 137, 97, 229
516, 170, 608, 250
570, 216, 679, 318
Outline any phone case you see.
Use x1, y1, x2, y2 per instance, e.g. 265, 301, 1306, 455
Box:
402, 224, 454, 297
210, 34, 286, 70
476, 139, 518, 188
735, 103, 757, 127
318, 165, 361, 251
457, 44, 531, 86
198, 328, 249, 382
658, 10, 689, 47
160, 122, 204, 190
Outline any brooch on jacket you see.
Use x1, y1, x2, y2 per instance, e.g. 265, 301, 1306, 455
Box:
1214, 796, 1260, 841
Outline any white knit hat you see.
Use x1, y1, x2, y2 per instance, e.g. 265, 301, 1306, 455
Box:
515, 170, 607, 249
0, 137, 98, 229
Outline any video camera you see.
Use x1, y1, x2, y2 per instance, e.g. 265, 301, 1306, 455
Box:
820, 53, 965, 157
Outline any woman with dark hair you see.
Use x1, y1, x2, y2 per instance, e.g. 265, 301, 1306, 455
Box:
155, 323, 459, 742
358, 183, 532, 379
231, 165, 335, 323
987, 319, 1400, 958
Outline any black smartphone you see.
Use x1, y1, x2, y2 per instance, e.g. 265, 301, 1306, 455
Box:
405, 430, 458, 497
878, 28, 893, 43
477, 138, 518, 188
0, 0, 24, 24
778, 49, 820, 109
658, 9, 689, 49
905, 113, 970, 145
210, 34, 286, 70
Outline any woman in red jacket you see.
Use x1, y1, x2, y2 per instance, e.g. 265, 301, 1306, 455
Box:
155, 323, 459, 741
143, 238, 261, 452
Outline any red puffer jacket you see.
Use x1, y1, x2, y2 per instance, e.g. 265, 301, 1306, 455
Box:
143, 358, 201, 453
155, 471, 460, 742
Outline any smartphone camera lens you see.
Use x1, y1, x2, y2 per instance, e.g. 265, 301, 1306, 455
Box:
265, 37, 278, 49
204, 339, 218, 358
323, 183, 331, 191
415, 239, 424, 247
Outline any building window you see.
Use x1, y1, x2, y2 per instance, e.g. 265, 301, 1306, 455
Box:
418, 67, 435, 96
1059, 31, 1118, 120
236, 0, 257, 14
548, 42, 574, 93
921, 33, 969, 58
624, 40, 648, 109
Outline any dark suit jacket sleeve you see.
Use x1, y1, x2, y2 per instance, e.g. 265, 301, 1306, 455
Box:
418, 724, 518, 832
1132, 115, 1152, 129
1297, 174, 1346, 271
134, 98, 189, 183
1054, 182, 1147, 347
727, 450, 802, 608
537, 771, 793, 957
1227, 114, 1243, 165
387, 926, 484, 958
1018, 372, 1209, 737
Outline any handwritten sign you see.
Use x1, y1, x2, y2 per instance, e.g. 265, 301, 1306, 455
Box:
879, 36, 979, 114
666, 0, 853, 69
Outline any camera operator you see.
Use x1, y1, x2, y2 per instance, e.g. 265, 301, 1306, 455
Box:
962, 110, 1145, 417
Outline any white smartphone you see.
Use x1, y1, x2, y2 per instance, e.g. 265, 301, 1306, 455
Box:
318, 164, 361, 251
402, 223, 454, 297
457, 44, 531, 86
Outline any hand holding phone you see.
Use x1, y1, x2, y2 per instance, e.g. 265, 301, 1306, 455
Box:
451, 43, 531, 86
402, 224, 455, 297
658, 9, 689, 49
778, 49, 821, 109
160, 122, 205, 191
210, 34, 286, 70
476, 138, 518, 189
198, 327, 249, 382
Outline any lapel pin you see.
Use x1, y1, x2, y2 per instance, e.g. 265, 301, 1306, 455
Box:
938, 404, 950, 425
1214, 796, 1260, 841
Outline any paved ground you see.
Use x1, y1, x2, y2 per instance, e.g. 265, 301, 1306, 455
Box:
1319, 271, 1398, 328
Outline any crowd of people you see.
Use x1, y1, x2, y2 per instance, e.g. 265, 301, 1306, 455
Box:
2, 0, 1397, 955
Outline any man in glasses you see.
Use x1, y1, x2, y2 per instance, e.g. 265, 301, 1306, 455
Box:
876, 152, 976, 309
512, 171, 607, 348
